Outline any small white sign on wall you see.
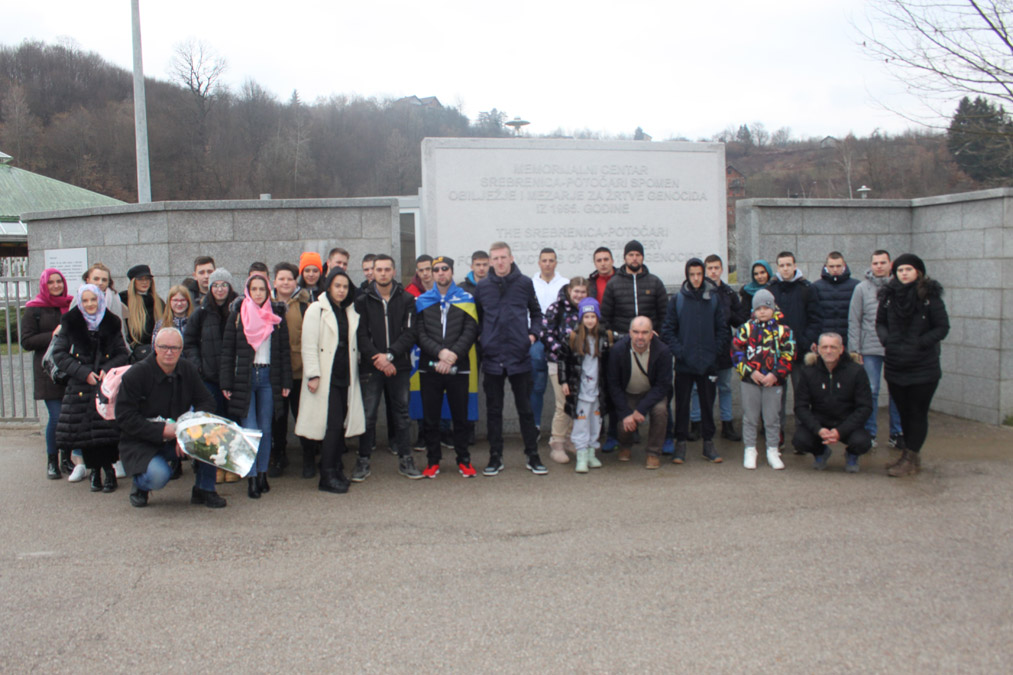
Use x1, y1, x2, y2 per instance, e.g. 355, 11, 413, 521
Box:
43, 247, 88, 294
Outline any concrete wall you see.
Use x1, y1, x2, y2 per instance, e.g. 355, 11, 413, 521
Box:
737, 188, 1013, 425
22, 198, 401, 292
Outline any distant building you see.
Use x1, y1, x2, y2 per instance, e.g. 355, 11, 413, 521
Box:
0, 150, 124, 260
394, 95, 444, 110
819, 136, 839, 150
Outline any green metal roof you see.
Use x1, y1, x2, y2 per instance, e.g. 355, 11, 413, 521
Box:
0, 153, 124, 225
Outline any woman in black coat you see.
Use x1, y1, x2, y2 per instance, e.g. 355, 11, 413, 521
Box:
876, 254, 949, 478
21, 267, 71, 479
183, 268, 238, 415
120, 264, 164, 363
52, 284, 131, 492
220, 274, 292, 498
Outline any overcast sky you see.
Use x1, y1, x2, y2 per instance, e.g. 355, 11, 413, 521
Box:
8, 0, 946, 141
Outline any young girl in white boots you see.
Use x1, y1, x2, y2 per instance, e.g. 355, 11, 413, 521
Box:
731, 289, 796, 470
559, 298, 614, 473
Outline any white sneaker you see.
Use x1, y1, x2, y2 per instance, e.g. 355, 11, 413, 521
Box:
67, 464, 87, 482
767, 449, 785, 470
113, 460, 126, 478
743, 446, 757, 469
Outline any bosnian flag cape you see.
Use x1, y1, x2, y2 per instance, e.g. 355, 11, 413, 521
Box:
409, 282, 479, 421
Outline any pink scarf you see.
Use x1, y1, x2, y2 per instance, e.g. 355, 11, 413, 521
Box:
26, 268, 72, 313
240, 275, 281, 351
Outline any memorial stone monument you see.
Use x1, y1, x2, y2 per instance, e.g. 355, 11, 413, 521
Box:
421, 138, 727, 283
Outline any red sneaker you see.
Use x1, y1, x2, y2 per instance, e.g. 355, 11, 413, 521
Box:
422, 463, 440, 479
458, 462, 476, 478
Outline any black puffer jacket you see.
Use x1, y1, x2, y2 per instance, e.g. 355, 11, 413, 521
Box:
220, 303, 293, 420
183, 292, 235, 384
354, 281, 417, 373
415, 286, 479, 372
770, 271, 821, 357
474, 263, 543, 376
794, 351, 873, 438
20, 305, 67, 401
52, 307, 131, 449
876, 278, 949, 386
713, 280, 748, 370
600, 263, 667, 334
812, 265, 860, 348
119, 290, 157, 348
661, 265, 727, 376
559, 331, 614, 415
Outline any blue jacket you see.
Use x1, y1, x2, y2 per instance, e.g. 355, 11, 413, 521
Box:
474, 263, 543, 375
812, 265, 860, 348
770, 271, 821, 358
661, 269, 728, 376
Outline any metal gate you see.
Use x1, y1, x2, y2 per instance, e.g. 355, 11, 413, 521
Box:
1, 276, 39, 422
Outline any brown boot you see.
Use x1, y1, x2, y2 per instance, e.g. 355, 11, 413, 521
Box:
645, 454, 660, 470
885, 451, 906, 471
617, 448, 632, 462
887, 450, 920, 477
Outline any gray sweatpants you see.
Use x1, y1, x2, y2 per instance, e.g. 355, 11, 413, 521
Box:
741, 380, 782, 449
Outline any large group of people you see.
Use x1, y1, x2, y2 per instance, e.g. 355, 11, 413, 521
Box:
21, 240, 949, 509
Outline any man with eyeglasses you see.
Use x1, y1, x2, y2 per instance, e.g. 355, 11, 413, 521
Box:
116, 328, 226, 508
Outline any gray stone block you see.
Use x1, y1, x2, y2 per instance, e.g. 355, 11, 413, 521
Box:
930, 397, 965, 419
362, 207, 395, 235
297, 209, 362, 239
56, 218, 106, 248
128, 244, 170, 277
233, 209, 293, 242
957, 346, 999, 379
134, 211, 170, 243
963, 375, 999, 411
964, 404, 999, 425
875, 233, 913, 258
940, 344, 958, 372
1000, 343, 1013, 380
965, 319, 1001, 350
101, 219, 139, 246
961, 199, 1003, 230
887, 207, 913, 233
948, 288, 982, 319
944, 230, 984, 259
1003, 259, 1013, 288
981, 289, 1003, 319
168, 243, 202, 278
1001, 380, 1013, 422
168, 210, 234, 243
757, 236, 796, 266
797, 234, 835, 266
832, 234, 877, 262
758, 208, 802, 235
913, 202, 961, 233
935, 372, 962, 403
943, 317, 964, 346
1004, 291, 1013, 321
802, 208, 850, 235
912, 231, 946, 258
86, 246, 128, 277
26, 222, 62, 250
984, 228, 1004, 258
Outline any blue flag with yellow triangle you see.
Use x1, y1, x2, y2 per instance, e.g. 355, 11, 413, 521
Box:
409, 282, 479, 421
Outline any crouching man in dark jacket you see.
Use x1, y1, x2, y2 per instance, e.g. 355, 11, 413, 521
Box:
793, 332, 873, 473
116, 327, 224, 508
608, 316, 673, 469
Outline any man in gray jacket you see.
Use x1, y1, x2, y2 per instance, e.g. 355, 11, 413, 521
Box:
847, 250, 903, 449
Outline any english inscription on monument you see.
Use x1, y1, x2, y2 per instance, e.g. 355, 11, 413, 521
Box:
421, 138, 727, 283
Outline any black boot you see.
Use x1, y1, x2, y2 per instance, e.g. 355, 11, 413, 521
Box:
268, 446, 286, 478
47, 454, 61, 480
687, 422, 701, 442
191, 486, 226, 508
301, 448, 317, 479
721, 420, 742, 442
318, 468, 349, 494
90, 468, 103, 492
257, 472, 270, 493
59, 449, 74, 475
102, 465, 117, 493
169, 458, 183, 480
247, 477, 261, 499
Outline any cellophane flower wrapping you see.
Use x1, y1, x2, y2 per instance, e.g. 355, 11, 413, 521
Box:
174, 411, 261, 477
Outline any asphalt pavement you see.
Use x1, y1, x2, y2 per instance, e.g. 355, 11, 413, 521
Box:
1, 412, 1011, 673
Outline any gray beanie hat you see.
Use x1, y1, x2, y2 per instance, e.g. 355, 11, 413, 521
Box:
208, 268, 235, 290
752, 289, 776, 312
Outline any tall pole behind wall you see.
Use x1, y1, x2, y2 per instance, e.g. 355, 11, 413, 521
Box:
131, 0, 152, 203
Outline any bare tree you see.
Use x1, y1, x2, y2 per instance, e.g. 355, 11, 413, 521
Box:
771, 126, 793, 147
752, 122, 770, 147
858, 1, 1013, 115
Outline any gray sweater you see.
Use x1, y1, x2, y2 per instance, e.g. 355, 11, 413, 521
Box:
848, 269, 889, 356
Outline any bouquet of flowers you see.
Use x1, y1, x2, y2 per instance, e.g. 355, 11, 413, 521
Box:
174, 411, 262, 478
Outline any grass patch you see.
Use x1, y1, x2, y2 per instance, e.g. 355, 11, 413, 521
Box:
1004, 415, 1013, 427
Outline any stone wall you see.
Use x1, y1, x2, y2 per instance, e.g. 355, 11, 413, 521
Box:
737, 187, 1013, 425
22, 198, 401, 292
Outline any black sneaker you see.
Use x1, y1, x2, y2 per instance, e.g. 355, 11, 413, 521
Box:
483, 456, 504, 476
526, 454, 548, 475
398, 455, 423, 479
889, 433, 906, 449
191, 486, 227, 508
131, 486, 149, 507
350, 457, 371, 483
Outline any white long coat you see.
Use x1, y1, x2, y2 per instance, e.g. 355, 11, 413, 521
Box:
294, 296, 365, 440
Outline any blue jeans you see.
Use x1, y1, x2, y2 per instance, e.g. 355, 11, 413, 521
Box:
44, 399, 61, 455
690, 368, 733, 423
242, 366, 274, 476
133, 442, 216, 492
861, 355, 902, 437
203, 380, 228, 417
529, 341, 548, 428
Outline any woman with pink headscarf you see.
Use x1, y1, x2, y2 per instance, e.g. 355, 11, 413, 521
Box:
220, 274, 292, 499
21, 268, 73, 479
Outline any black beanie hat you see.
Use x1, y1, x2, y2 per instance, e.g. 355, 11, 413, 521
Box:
891, 253, 926, 277
624, 240, 644, 256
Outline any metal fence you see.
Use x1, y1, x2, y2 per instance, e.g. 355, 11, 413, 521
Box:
1, 275, 39, 422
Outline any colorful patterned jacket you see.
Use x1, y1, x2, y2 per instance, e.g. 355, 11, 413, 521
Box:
541, 286, 581, 363
731, 310, 796, 384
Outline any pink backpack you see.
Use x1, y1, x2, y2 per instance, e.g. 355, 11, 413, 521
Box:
95, 365, 133, 421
